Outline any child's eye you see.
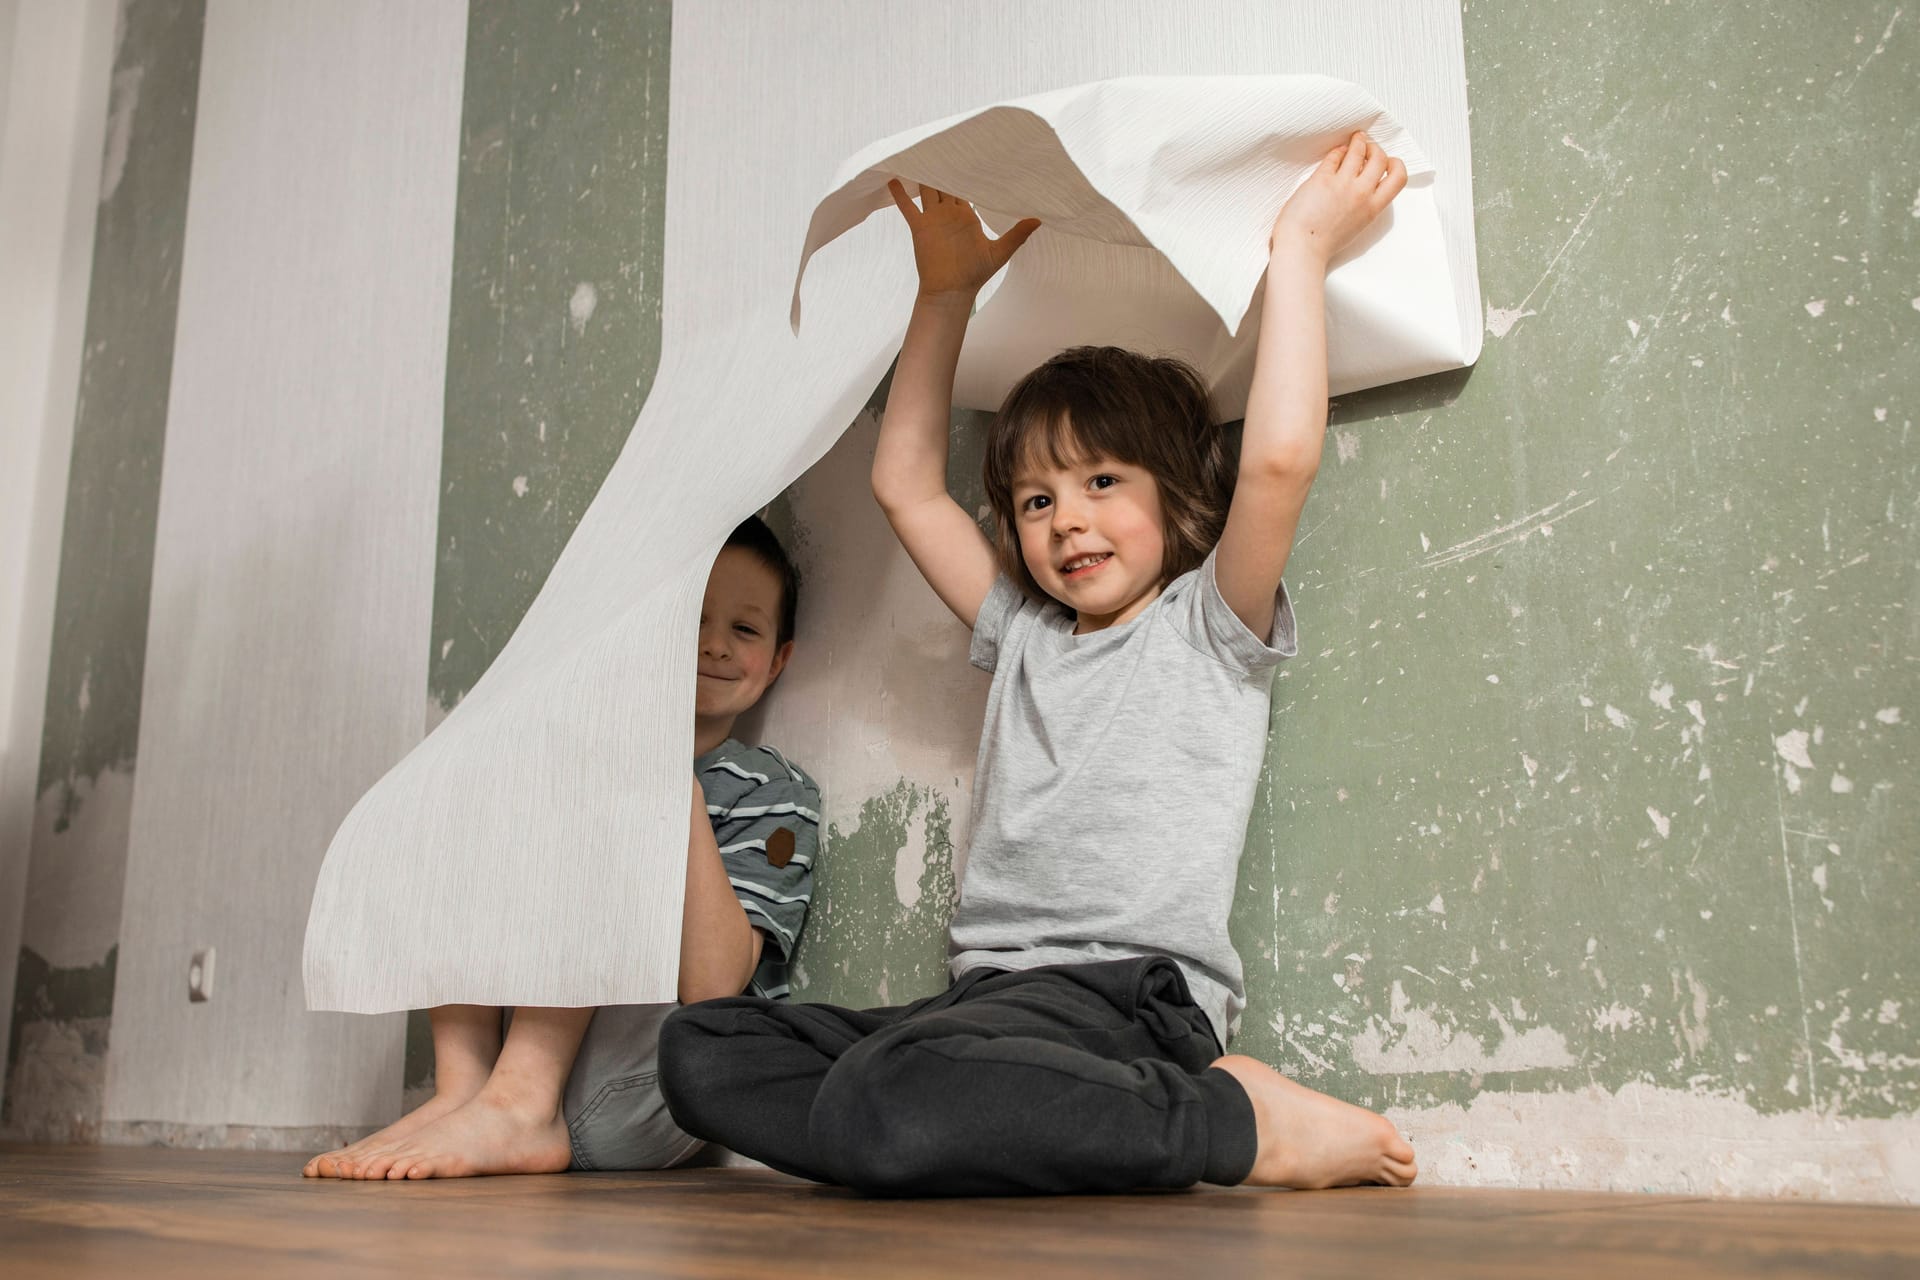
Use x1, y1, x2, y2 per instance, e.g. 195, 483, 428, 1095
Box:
1021, 494, 1051, 513
1091, 474, 1118, 490
734, 625, 759, 637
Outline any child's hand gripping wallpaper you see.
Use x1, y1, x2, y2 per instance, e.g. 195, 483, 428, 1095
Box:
304, 517, 820, 1179
654, 134, 1420, 1195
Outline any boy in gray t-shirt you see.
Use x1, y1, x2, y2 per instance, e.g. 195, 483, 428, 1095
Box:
661, 142, 1419, 1195
950, 544, 1296, 1050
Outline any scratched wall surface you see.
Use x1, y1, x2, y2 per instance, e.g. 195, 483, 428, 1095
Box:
4, 0, 202, 1142
1219, 0, 1917, 1121
773, 0, 1918, 1198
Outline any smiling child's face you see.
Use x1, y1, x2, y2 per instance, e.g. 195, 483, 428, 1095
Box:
1011, 448, 1168, 633
695, 546, 791, 730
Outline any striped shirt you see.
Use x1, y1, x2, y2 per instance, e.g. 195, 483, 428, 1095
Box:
697, 738, 822, 1000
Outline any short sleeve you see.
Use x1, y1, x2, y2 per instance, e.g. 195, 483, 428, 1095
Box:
1169, 548, 1298, 674
968, 574, 1026, 673
710, 764, 820, 962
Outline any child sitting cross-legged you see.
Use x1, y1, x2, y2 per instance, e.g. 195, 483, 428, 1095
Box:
305, 516, 821, 1179
656, 134, 1420, 1196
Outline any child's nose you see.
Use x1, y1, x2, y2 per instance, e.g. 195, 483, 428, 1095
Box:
1051, 500, 1087, 536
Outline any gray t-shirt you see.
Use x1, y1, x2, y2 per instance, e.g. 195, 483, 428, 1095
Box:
949, 548, 1297, 1047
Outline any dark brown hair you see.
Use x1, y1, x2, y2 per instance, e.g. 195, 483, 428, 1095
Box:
982, 346, 1234, 603
723, 514, 800, 646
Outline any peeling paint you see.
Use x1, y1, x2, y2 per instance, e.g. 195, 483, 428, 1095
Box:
1350, 981, 1576, 1075
1394, 1084, 1920, 1203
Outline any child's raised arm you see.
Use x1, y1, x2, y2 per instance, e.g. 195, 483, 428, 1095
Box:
1215, 133, 1407, 640
871, 181, 1039, 629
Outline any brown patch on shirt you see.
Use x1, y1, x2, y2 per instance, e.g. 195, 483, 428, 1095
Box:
766, 827, 796, 868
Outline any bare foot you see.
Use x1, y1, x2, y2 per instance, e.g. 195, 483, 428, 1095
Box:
1212, 1054, 1417, 1188
352, 1087, 573, 1180
304, 1089, 475, 1178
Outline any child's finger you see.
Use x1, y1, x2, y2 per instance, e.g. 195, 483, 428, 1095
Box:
1360, 140, 1389, 187
989, 217, 1043, 268
1338, 132, 1370, 177
887, 177, 920, 220
1376, 156, 1408, 207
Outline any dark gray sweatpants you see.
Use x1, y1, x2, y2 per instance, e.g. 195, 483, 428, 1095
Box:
657, 956, 1257, 1196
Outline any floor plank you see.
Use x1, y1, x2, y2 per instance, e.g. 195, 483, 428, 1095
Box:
2, 1144, 1917, 1278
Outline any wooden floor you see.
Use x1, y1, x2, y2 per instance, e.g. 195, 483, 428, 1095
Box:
3, 1144, 1918, 1278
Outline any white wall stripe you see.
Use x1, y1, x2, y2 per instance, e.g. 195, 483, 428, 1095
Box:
104, 0, 467, 1129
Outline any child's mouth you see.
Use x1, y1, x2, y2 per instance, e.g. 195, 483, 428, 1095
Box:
1060, 552, 1112, 580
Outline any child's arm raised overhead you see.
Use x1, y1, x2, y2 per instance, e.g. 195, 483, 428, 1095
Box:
871, 181, 1039, 629
1215, 132, 1407, 640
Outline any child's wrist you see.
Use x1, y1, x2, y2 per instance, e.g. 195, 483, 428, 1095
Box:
1268, 226, 1332, 269
914, 287, 977, 313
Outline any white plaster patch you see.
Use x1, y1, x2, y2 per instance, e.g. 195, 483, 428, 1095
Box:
99, 67, 146, 204
568, 281, 598, 333
1876, 707, 1902, 725
1604, 704, 1630, 730
750, 408, 989, 852
1830, 774, 1854, 794
1649, 682, 1674, 711
1804, 299, 1827, 317
1390, 1084, 1920, 1201
893, 808, 927, 909
1484, 304, 1536, 338
1592, 1003, 1642, 1033
1685, 699, 1706, 726
1334, 429, 1360, 463
511, 475, 529, 497
1352, 981, 1575, 1074
1774, 728, 1814, 769
1647, 807, 1670, 838
1879, 1001, 1903, 1025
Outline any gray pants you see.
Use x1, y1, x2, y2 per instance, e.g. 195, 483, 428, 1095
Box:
561, 1003, 708, 1171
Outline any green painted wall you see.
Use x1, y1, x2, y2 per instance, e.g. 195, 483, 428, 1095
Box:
408, 0, 671, 1091
430, 0, 671, 716
5, 0, 202, 1140
1204, 0, 1916, 1119
785, 2, 1919, 1125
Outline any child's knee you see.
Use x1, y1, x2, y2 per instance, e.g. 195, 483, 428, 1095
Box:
806, 1039, 944, 1194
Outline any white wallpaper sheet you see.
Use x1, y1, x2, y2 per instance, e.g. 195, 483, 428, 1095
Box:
304, 1, 1478, 1015
105, 0, 465, 1127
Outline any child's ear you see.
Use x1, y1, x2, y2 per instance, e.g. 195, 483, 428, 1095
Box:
768, 640, 794, 685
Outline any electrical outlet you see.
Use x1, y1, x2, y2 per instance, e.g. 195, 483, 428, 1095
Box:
188, 947, 215, 1002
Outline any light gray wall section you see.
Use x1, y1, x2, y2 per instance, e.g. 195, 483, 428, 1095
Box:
102, 0, 465, 1128
0, 0, 115, 1119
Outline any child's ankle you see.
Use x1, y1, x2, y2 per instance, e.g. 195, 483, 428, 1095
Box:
475, 1069, 565, 1120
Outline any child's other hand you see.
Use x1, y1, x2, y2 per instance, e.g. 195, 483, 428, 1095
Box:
1270, 132, 1407, 266
888, 179, 1040, 302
